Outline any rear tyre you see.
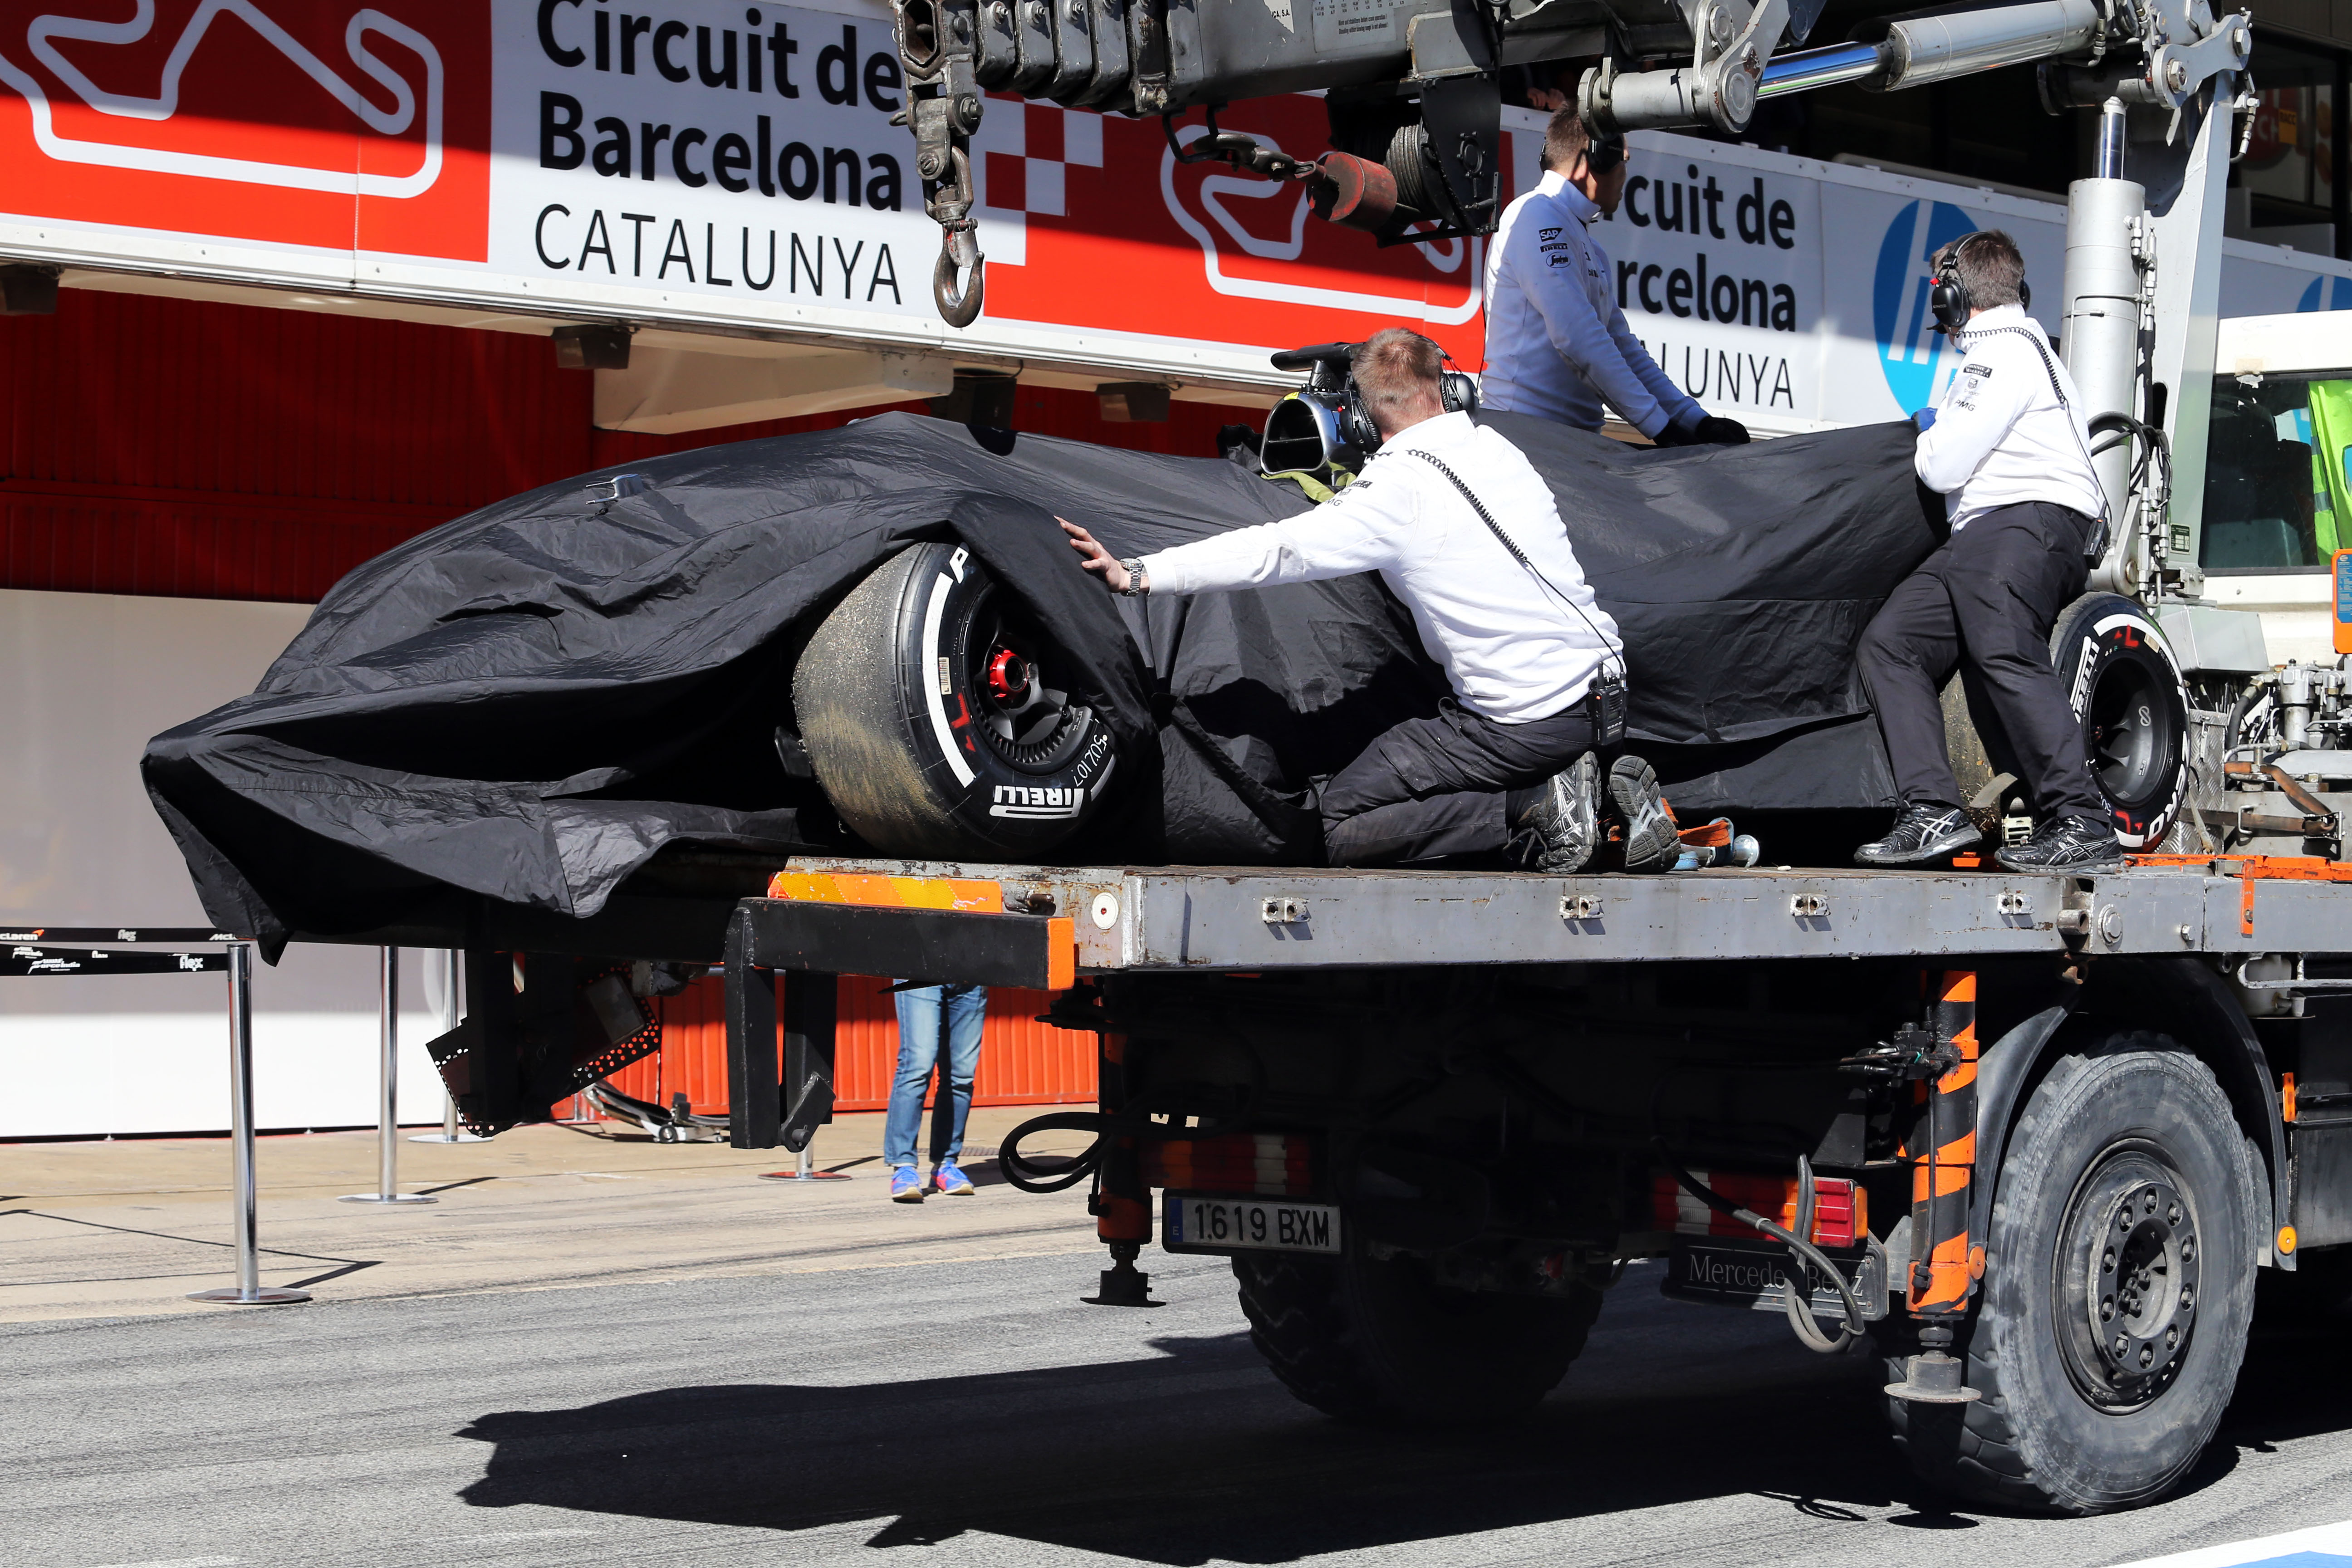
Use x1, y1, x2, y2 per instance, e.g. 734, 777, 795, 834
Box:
2049, 594, 2190, 850
794, 543, 1117, 858
1233, 1244, 1601, 1424
1886, 1036, 2259, 1514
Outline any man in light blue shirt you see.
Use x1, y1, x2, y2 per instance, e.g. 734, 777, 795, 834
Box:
1482, 109, 1749, 447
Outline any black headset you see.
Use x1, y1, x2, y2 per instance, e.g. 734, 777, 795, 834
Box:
1337, 336, 1479, 451
1929, 232, 2029, 334
1587, 136, 1626, 175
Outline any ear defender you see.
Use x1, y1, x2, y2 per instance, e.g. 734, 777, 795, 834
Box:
1928, 233, 1991, 335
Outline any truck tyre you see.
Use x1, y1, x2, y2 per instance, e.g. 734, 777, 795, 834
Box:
794, 542, 1117, 858
1886, 1036, 2259, 1514
2049, 593, 2190, 850
1232, 1245, 1601, 1424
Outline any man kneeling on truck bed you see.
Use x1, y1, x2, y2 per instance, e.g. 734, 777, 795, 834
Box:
1061, 328, 1680, 873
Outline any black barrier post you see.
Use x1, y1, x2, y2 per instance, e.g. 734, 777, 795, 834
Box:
760, 970, 851, 1181
726, 907, 782, 1148
411, 949, 485, 1143
342, 947, 434, 1206
187, 941, 311, 1306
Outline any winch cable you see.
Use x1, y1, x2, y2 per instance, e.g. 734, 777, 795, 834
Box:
1001, 1005, 1272, 1192
998, 1105, 1247, 1193
1651, 1136, 1864, 1354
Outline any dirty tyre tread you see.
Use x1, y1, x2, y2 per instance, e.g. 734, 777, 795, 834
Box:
1886, 1035, 2259, 1515
795, 543, 1115, 858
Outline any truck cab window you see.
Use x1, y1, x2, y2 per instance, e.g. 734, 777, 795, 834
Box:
2202, 371, 2352, 569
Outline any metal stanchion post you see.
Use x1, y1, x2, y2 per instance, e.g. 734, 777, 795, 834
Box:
345, 947, 435, 1204
411, 947, 483, 1143
760, 1142, 853, 1181
189, 941, 310, 1305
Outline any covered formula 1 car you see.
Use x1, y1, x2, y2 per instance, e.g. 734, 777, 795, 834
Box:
143, 407, 1966, 946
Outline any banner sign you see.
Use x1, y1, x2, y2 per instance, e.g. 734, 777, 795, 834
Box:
1, 5, 2347, 415
0, 0, 1486, 390
1565, 127, 2352, 433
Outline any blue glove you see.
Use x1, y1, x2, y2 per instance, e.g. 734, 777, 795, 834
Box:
1912, 406, 1938, 433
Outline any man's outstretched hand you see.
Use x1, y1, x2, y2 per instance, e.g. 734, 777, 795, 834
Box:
1060, 518, 1135, 593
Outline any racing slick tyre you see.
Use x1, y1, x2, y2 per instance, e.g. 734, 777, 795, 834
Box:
795, 542, 1117, 858
1885, 1036, 2260, 1514
1232, 1241, 1601, 1425
2049, 593, 2190, 851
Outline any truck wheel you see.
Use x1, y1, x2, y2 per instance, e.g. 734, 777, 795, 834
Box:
794, 542, 1118, 858
2050, 594, 2189, 850
1886, 1036, 2259, 1514
1232, 1245, 1601, 1424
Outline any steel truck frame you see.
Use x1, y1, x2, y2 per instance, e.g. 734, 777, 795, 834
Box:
323, 839, 2352, 1514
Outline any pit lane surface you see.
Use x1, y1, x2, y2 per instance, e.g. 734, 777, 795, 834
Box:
6, 1254, 2351, 1568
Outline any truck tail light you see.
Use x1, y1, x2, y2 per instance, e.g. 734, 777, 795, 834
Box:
1140, 1134, 1313, 1197
1652, 1171, 1867, 1248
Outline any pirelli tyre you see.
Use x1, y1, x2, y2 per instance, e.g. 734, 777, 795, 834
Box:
2051, 593, 2190, 850
794, 542, 1117, 858
1884, 1038, 2261, 1514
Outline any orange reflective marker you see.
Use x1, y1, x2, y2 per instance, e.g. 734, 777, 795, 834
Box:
2335, 549, 2352, 657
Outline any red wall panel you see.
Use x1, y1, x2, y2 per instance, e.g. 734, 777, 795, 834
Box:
608, 973, 1096, 1117
0, 288, 1268, 604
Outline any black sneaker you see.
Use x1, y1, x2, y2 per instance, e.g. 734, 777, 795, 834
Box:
1514, 752, 1600, 873
1994, 814, 2123, 873
1854, 805, 1982, 867
1608, 755, 1681, 873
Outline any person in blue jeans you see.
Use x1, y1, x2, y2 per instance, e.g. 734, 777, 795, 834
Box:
887, 982, 987, 1202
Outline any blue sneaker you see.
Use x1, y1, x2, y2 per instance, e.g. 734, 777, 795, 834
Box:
889, 1166, 925, 1203
933, 1161, 975, 1196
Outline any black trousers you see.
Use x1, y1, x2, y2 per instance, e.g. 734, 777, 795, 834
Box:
1854, 500, 2103, 822
1320, 698, 1597, 867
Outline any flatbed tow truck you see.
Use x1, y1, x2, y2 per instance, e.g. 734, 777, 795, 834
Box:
210, 0, 2352, 1518
364, 832, 2352, 1516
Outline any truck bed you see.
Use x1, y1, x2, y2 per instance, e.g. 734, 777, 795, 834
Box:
740, 856, 2352, 986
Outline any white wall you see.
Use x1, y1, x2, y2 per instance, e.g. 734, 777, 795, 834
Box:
0, 588, 444, 1138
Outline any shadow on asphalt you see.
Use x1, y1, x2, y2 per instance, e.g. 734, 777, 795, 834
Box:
452, 1323, 1982, 1560
446, 1270, 2352, 1562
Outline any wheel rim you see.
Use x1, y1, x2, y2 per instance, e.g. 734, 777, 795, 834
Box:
2087, 660, 2161, 807
967, 590, 1094, 774
2055, 1144, 2201, 1411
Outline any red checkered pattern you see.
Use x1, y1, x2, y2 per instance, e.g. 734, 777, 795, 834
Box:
970, 99, 1106, 267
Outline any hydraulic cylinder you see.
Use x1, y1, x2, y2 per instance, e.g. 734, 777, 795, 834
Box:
2062, 101, 2145, 583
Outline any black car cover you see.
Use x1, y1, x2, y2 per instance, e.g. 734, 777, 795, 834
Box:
142, 410, 1939, 944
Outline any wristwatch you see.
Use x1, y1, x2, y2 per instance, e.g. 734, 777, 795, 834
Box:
1117, 558, 1150, 596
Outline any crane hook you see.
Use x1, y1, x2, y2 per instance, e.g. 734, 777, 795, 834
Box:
935, 228, 985, 328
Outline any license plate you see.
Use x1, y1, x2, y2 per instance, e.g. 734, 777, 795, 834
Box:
1163, 1192, 1341, 1254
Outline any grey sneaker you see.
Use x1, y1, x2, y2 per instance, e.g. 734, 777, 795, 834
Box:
1515, 752, 1600, 873
1855, 804, 1983, 867
1994, 814, 2123, 873
1608, 755, 1681, 873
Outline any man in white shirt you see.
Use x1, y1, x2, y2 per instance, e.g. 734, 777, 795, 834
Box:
1060, 329, 1681, 873
1853, 228, 2119, 873
1482, 108, 1749, 448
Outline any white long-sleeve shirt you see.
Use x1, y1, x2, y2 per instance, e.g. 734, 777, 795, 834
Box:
1480, 172, 1705, 439
1136, 412, 1622, 724
1917, 303, 2106, 530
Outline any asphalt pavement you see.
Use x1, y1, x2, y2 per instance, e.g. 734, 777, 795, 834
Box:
8, 1245, 2352, 1568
